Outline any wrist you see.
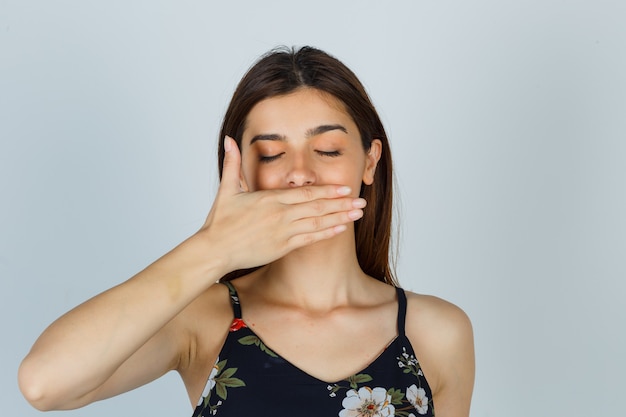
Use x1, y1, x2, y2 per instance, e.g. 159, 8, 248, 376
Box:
182, 230, 233, 283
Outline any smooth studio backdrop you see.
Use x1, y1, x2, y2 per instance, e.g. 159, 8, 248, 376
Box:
2, 1, 625, 416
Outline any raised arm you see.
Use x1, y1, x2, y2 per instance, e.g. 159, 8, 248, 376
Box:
18, 137, 366, 411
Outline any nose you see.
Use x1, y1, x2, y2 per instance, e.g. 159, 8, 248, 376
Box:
287, 154, 316, 187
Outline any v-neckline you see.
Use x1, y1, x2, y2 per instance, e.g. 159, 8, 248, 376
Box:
237, 319, 401, 385
222, 281, 406, 384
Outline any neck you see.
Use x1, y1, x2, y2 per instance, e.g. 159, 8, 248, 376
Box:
254, 230, 372, 311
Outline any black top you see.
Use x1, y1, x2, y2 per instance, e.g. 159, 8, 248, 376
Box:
191, 282, 435, 417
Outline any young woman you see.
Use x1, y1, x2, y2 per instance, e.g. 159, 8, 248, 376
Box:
19, 46, 474, 417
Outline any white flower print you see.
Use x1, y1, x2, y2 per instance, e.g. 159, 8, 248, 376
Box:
406, 384, 429, 415
339, 386, 395, 417
197, 358, 220, 406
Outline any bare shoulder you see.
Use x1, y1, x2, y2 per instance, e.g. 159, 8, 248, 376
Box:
404, 292, 473, 338
404, 291, 475, 417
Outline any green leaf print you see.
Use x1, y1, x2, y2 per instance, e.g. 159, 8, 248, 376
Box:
216, 382, 227, 400
238, 335, 278, 357
219, 367, 238, 379
213, 364, 246, 401
260, 342, 278, 357
237, 335, 259, 346
387, 387, 405, 405
214, 372, 246, 400
347, 373, 373, 389
220, 377, 246, 388
216, 359, 228, 372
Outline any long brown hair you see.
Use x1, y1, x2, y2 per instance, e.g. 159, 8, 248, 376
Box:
218, 46, 397, 286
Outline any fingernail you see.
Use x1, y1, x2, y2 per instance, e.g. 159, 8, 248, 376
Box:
352, 198, 366, 208
337, 186, 351, 196
224, 136, 232, 152
348, 209, 363, 220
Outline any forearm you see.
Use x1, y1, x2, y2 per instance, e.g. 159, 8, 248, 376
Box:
18, 233, 227, 410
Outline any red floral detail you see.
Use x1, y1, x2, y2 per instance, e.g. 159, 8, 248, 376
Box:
229, 318, 247, 332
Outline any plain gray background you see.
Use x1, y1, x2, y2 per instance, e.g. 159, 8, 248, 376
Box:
2, 1, 625, 416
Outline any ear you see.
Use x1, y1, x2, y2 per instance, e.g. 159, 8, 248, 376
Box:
362, 139, 382, 185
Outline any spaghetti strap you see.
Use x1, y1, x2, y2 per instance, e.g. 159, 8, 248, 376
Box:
395, 286, 407, 337
223, 281, 243, 319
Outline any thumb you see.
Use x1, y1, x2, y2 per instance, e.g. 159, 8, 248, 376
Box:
219, 136, 243, 196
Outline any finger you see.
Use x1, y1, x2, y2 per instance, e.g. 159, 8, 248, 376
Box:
288, 209, 364, 237
275, 184, 353, 205
286, 223, 350, 251
219, 136, 242, 196
284, 197, 366, 222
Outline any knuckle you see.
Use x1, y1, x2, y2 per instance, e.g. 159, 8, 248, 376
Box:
258, 192, 273, 204
261, 193, 281, 209
309, 216, 323, 230
301, 233, 316, 246
310, 200, 323, 214
269, 210, 284, 224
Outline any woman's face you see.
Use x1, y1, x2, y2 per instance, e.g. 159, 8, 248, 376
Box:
239, 88, 381, 196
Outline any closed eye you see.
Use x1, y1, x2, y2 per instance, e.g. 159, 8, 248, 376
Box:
316, 150, 342, 157
259, 152, 284, 163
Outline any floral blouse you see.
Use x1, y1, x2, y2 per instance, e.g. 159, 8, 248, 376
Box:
191, 282, 434, 417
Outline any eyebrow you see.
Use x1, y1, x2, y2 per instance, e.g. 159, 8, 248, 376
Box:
249, 124, 348, 145
306, 124, 348, 137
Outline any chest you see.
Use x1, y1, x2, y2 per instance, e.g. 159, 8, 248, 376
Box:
243, 305, 398, 382
192, 327, 434, 417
